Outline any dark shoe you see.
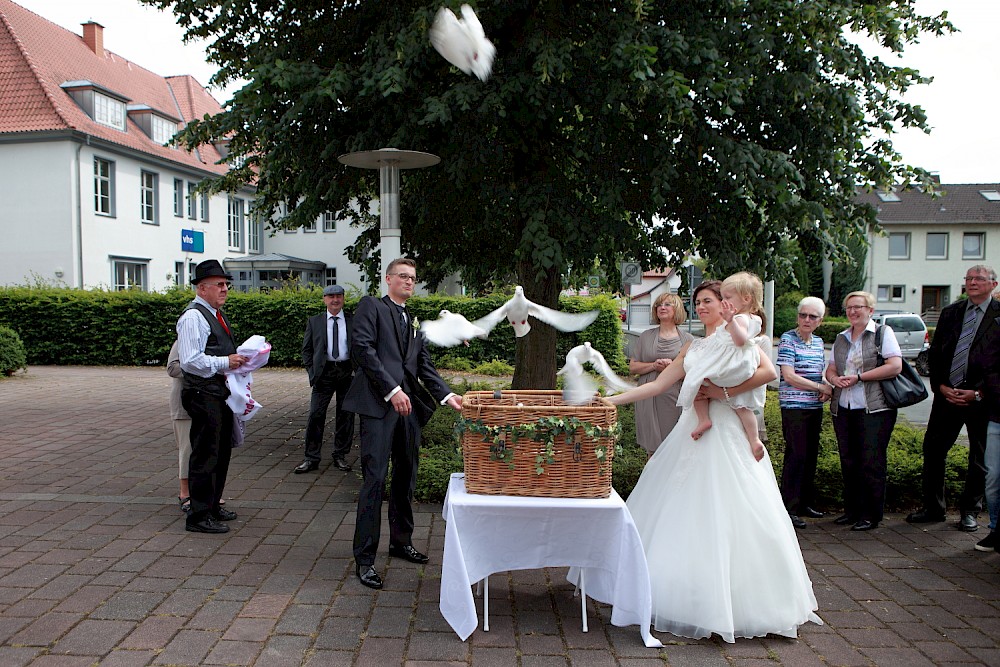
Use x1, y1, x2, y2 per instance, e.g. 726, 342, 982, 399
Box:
388, 544, 429, 564
789, 514, 807, 530
356, 565, 383, 589
833, 514, 855, 525
974, 532, 997, 552
186, 517, 230, 534
959, 513, 979, 532
178, 496, 190, 514
294, 460, 319, 474
332, 457, 353, 472
851, 520, 878, 531
906, 509, 946, 524
211, 507, 237, 522
802, 507, 826, 519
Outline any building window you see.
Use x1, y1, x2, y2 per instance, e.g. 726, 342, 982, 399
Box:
888, 232, 910, 260
93, 157, 115, 216
963, 232, 985, 260
303, 217, 317, 232
248, 213, 262, 254
174, 261, 184, 286
925, 232, 948, 260
200, 192, 210, 222
323, 212, 336, 232
877, 285, 905, 302
188, 262, 197, 283
187, 182, 197, 219
325, 268, 337, 286
173, 179, 183, 217
876, 190, 901, 202
150, 115, 176, 145
228, 196, 245, 250
94, 92, 126, 131
140, 171, 157, 224
112, 259, 147, 291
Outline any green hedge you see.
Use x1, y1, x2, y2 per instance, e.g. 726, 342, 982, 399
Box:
416, 385, 967, 512
0, 287, 623, 370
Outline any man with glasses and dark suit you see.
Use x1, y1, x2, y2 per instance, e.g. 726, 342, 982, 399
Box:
343, 258, 463, 589
907, 265, 1000, 534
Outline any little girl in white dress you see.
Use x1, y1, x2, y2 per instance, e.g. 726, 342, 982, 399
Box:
676, 272, 767, 460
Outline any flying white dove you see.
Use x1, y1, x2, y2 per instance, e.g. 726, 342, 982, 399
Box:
419, 309, 489, 347
472, 286, 600, 338
428, 4, 496, 81
558, 342, 635, 405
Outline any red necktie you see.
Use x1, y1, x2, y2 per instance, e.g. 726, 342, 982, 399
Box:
216, 310, 230, 334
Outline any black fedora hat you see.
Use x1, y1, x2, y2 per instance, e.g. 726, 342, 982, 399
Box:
191, 259, 232, 285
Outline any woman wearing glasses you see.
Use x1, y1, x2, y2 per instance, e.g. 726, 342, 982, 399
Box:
825, 291, 902, 531
776, 297, 832, 529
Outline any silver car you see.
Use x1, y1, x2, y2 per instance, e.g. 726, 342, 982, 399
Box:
872, 313, 930, 375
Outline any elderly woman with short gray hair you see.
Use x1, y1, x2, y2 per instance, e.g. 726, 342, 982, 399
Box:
776, 296, 832, 529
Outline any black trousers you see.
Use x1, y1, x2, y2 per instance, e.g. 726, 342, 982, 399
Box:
182, 388, 233, 523
832, 408, 897, 524
303, 362, 355, 462
920, 394, 989, 515
779, 407, 824, 513
353, 411, 420, 566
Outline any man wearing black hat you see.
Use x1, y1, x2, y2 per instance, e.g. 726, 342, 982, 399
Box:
295, 284, 356, 474
176, 259, 247, 534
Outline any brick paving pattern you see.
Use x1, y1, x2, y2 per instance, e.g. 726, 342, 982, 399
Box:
0, 366, 998, 666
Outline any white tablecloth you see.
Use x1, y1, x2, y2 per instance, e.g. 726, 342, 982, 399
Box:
440, 473, 661, 647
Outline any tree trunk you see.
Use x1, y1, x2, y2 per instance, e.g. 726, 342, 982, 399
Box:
511, 266, 560, 389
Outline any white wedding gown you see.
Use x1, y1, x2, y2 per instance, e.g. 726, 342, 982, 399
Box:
627, 337, 822, 643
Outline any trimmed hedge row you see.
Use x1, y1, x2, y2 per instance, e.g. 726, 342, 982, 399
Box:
0, 286, 625, 371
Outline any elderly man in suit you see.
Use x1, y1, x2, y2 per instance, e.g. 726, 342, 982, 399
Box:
295, 284, 356, 474
907, 265, 1000, 532
343, 258, 463, 590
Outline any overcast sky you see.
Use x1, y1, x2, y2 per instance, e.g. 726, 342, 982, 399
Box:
16, 0, 1000, 184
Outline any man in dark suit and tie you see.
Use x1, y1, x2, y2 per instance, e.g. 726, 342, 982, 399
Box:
295, 284, 355, 474
343, 258, 463, 589
907, 265, 1000, 532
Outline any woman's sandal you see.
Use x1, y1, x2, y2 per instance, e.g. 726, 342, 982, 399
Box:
178, 496, 191, 514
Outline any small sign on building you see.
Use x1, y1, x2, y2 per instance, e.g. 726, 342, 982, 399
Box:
181, 229, 204, 253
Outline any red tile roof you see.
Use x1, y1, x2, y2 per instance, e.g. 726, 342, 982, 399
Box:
857, 183, 1000, 224
0, 0, 227, 174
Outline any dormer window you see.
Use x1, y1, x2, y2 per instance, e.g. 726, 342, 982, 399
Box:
61, 80, 130, 132
126, 105, 180, 146
94, 93, 126, 130
150, 115, 177, 145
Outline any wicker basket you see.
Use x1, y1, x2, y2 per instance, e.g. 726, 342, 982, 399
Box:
459, 390, 618, 498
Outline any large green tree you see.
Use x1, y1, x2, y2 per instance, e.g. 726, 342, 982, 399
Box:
146, 0, 950, 388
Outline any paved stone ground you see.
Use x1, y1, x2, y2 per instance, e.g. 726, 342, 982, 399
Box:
0, 366, 998, 666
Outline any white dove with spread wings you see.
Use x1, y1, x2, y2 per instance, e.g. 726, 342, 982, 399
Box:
473, 286, 599, 338
420, 310, 489, 347
558, 342, 635, 405
428, 4, 496, 81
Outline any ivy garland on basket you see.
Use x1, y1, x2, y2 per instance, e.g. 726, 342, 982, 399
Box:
455, 415, 622, 475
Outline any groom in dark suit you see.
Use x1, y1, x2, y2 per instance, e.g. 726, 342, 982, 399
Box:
343, 258, 462, 589
295, 284, 355, 474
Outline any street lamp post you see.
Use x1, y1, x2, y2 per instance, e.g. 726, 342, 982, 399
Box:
337, 148, 440, 295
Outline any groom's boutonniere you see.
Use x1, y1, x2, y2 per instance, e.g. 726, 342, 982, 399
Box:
411, 317, 420, 336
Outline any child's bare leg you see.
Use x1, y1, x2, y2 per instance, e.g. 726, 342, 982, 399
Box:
691, 398, 713, 440
737, 408, 765, 461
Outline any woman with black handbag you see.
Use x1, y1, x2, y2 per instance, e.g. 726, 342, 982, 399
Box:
824, 291, 902, 531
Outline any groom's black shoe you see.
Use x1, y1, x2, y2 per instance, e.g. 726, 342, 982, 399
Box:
356, 565, 383, 589
789, 514, 807, 530
833, 514, 855, 525
851, 520, 878, 531
388, 544, 429, 564
906, 509, 945, 524
802, 507, 826, 519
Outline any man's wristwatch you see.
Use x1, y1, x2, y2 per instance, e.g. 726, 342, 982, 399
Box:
974, 390, 983, 402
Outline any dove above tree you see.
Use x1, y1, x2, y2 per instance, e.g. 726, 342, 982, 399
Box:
558, 342, 636, 405
428, 4, 496, 81
473, 286, 599, 338
419, 310, 489, 347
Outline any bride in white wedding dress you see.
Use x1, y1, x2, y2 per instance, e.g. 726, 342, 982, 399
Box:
607, 280, 822, 643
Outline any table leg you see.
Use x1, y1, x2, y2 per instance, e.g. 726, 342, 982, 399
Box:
483, 576, 490, 631
580, 569, 588, 632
